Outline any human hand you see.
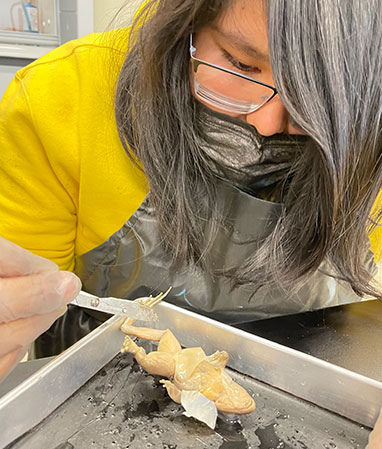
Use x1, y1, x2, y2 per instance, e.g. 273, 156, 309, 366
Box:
0, 237, 81, 383
366, 408, 382, 449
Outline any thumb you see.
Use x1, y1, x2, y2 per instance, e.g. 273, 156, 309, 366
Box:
366, 408, 382, 449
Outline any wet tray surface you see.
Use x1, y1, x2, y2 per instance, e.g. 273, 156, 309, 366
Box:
7, 346, 369, 449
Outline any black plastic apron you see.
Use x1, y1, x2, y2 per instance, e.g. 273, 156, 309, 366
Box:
35, 180, 374, 357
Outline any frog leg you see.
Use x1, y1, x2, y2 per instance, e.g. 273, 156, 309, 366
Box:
160, 379, 182, 403
121, 320, 182, 353
121, 322, 168, 341
121, 335, 176, 378
157, 329, 182, 353
206, 350, 229, 368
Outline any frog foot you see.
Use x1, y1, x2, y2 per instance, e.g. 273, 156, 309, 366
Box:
121, 335, 141, 355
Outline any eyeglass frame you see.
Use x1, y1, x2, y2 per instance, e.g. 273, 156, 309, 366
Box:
189, 33, 278, 112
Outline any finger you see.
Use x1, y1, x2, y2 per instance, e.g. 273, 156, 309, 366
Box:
0, 237, 57, 277
0, 346, 28, 384
0, 307, 67, 357
0, 271, 81, 323
366, 408, 382, 449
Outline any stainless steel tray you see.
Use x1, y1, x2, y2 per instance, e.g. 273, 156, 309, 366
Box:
0, 301, 381, 448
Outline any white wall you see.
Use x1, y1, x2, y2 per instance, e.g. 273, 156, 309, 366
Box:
0, 65, 19, 98
77, 0, 94, 37
93, 0, 143, 32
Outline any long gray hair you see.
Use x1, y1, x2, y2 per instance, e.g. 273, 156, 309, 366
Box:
115, 0, 382, 298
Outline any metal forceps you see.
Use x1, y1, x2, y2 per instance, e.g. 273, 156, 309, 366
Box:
70, 287, 171, 322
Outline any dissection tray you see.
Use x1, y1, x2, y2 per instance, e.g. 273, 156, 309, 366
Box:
0, 301, 380, 448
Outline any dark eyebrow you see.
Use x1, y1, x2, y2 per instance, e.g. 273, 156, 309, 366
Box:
212, 26, 270, 63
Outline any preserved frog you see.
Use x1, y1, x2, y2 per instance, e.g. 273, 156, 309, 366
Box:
120, 317, 255, 428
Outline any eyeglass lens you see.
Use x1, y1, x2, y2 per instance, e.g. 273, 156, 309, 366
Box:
194, 64, 274, 114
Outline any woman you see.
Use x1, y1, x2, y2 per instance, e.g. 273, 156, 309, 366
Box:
0, 0, 381, 387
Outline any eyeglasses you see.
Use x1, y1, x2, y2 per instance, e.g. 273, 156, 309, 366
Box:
190, 34, 278, 115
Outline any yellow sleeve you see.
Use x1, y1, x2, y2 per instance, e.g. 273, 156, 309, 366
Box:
0, 31, 148, 271
0, 74, 77, 271
369, 191, 382, 264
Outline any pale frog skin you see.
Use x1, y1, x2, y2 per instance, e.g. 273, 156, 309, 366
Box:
120, 318, 256, 415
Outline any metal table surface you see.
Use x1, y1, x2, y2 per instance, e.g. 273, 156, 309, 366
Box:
236, 299, 382, 382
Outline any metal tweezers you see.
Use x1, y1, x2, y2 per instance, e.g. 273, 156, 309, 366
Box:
70, 288, 171, 322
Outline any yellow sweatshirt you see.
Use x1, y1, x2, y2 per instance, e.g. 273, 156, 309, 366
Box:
0, 30, 381, 271
0, 31, 148, 271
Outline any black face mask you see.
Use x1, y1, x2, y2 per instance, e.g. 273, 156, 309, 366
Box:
196, 102, 309, 201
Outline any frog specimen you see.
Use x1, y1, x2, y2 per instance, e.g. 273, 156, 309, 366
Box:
120, 317, 255, 427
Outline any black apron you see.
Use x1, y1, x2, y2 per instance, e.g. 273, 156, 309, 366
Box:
35, 180, 374, 357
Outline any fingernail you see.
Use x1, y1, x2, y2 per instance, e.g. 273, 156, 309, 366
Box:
56, 272, 82, 301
